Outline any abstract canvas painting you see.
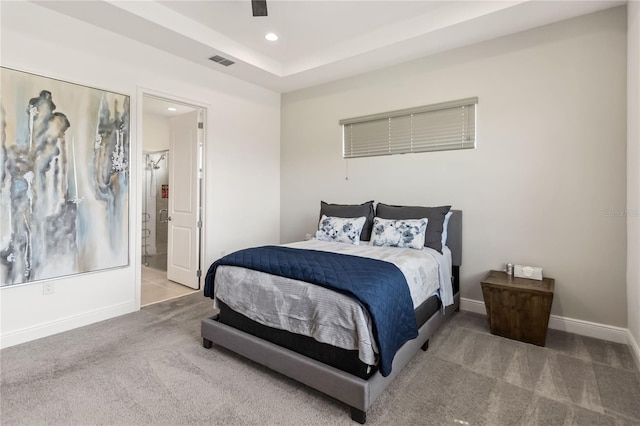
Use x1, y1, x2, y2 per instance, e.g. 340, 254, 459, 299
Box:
0, 67, 130, 286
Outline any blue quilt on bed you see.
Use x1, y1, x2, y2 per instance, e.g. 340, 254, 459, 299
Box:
204, 245, 418, 377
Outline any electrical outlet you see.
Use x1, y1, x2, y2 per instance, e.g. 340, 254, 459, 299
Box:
43, 281, 55, 295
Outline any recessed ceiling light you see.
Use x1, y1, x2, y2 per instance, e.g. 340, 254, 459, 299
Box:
265, 33, 279, 42
167, 107, 177, 111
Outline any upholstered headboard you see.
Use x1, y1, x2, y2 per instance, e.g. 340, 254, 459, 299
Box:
446, 210, 462, 267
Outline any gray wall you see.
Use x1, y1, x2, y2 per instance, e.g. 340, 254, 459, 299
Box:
280, 7, 628, 327
628, 1, 640, 363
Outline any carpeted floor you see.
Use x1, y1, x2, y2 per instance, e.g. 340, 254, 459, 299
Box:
1, 291, 639, 425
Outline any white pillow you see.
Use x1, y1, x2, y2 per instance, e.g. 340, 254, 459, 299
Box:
441, 211, 453, 248
370, 217, 428, 250
316, 215, 367, 245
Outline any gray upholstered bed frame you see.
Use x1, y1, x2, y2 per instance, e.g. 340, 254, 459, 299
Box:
201, 210, 462, 424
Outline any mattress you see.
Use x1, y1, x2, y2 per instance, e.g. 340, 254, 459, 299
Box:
217, 294, 442, 379
212, 240, 452, 367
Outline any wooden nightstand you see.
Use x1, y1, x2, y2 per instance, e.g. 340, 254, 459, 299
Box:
481, 270, 554, 346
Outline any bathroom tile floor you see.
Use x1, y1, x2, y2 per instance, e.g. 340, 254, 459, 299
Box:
141, 266, 198, 307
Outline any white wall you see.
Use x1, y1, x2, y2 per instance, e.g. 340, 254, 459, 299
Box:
628, 0, 640, 369
281, 7, 627, 327
0, 1, 280, 347
143, 113, 171, 152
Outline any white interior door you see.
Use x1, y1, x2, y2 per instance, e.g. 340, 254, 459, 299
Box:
167, 110, 200, 289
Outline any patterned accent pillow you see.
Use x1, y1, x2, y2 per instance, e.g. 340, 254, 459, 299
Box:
375, 203, 451, 252
370, 217, 428, 250
320, 201, 374, 241
316, 215, 367, 245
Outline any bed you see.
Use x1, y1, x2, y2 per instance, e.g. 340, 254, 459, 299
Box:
201, 203, 462, 423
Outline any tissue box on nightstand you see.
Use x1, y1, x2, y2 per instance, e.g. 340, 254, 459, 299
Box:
513, 265, 543, 280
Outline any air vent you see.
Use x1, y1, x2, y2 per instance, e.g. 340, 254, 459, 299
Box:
209, 55, 235, 67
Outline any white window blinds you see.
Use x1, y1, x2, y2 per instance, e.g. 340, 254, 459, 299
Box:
341, 97, 477, 159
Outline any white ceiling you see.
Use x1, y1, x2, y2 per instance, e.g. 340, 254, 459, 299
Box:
37, 0, 625, 93
143, 95, 198, 117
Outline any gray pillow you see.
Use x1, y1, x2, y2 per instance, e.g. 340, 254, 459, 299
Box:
320, 201, 375, 241
375, 203, 451, 253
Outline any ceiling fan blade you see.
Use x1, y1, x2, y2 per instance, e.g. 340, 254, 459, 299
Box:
252, 0, 268, 17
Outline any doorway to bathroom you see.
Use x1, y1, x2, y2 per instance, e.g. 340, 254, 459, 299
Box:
141, 95, 204, 306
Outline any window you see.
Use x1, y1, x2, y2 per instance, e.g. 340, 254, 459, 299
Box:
341, 97, 477, 159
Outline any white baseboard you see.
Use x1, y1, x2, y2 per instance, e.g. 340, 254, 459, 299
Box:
629, 330, 640, 372
460, 297, 628, 344
0, 301, 136, 349
460, 297, 487, 315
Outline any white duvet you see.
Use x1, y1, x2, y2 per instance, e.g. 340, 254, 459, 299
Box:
213, 240, 452, 366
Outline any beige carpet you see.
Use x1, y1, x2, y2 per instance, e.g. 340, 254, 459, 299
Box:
1, 292, 639, 425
